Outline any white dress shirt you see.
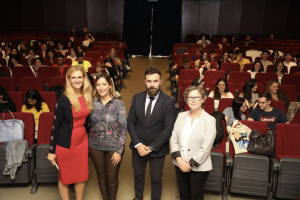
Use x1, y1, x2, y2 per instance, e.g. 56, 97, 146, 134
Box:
181, 117, 199, 162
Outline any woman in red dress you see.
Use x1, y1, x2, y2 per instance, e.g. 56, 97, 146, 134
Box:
47, 65, 94, 200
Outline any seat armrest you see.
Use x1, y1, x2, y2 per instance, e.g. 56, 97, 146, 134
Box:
25, 144, 37, 158
225, 152, 233, 166
270, 157, 280, 171
175, 102, 179, 109
269, 156, 280, 193
225, 152, 233, 188
171, 77, 175, 82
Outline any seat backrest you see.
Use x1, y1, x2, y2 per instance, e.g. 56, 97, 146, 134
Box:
228, 71, 251, 90
203, 70, 226, 90
88, 67, 96, 74
275, 47, 289, 54
37, 67, 60, 84
9, 92, 23, 112
83, 57, 93, 66
218, 98, 234, 113
107, 33, 119, 41
185, 34, 197, 43
242, 56, 252, 63
91, 46, 105, 54
97, 42, 111, 49
19, 77, 44, 98
95, 32, 107, 41
12, 66, 35, 84
62, 66, 71, 78
275, 124, 300, 159
222, 45, 235, 51
173, 54, 192, 64
0, 77, 15, 92
84, 51, 101, 65
255, 73, 278, 89
176, 61, 195, 69
39, 91, 57, 112
279, 85, 297, 102
48, 77, 66, 88
178, 69, 200, 89
243, 63, 252, 72
290, 66, 300, 74
37, 112, 54, 145
238, 83, 264, 96
0, 66, 11, 76
220, 62, 240, 73
179, 80, 193, 111
111, 46, 125, 59
205, 44, 219, 52
188, 44, 203, 52
281, 74, 300, 93
209, 81, 235, 96
0, 112, 35, 146
19, 58, 29, 66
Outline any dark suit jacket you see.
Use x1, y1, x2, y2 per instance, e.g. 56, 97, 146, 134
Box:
128, 91, 176, 157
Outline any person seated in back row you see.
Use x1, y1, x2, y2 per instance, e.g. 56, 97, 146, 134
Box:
218, 38, 230, 50
247, 60, 264, 79
197, 34, 211, 48
53, 55, 68, 77
283, 52, 297, 74
233, 50, 250, 71
217, 51, 232, 70
260, 50, 273, 72
71, 52, 91, 72
247, 92, 289, 129
175, 57, 192, 81
265, 80, 290, 112
243, 35, 254, 46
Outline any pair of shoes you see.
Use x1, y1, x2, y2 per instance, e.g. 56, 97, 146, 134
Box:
126, 65, 130, 70
133, 198, 143, 200
115, 91, 121, 97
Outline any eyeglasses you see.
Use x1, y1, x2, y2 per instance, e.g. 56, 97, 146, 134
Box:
258, 101, 267, 104
187, 96, 201, 101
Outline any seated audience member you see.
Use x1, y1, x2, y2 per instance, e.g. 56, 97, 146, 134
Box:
9, 55, 23, 69
230, 36, 237, 45
30, 57, 46, 76
228, 46, 240, 61
208, 78, 234, 110
217, 51, 231, 70
247, 60, 264, 79
77, 45, 85, 56
233, 50, 250, 71
218, 38, 230, 50
19, 41, 29, 57
209, 49, 217, 62
239, 79, 259, 109
53, 55, 68, 77
47, 48, 56, 66
82, 33, 95, 48
243, 35, 254, 46
196, 34, 211, 48
223, 97, 247, 127
69, 27, 81, 38
9, 48, 20, 59
269, 33, 275, 42
283, 52, 297, 74
192, 47, 203, 61
2, 44, 12, 63
119, 41, 129, 62
107, 48, 122, 68
65, 39, 74, 48
56, 41, 69, 56
272, 61, 286, 84
48, 39, 56, 50
41, 43, 48, 58
25, 47, 39, 66
35, 39, 43, 51
66, 47, 77, 63
260, 50, 273, 72
81, 27, 93, 37
71, 52, 91, 72
176, 57, 192, 81
265, 80, 290, 112
199, 60, 216, 80
104, 57, 121, 97
0, 86, 16, 113
21, 89, 50, 138
91, 62, 109, 79
247, 92, 289, 129
195, 51, 208, 69
271, 51, 280, 65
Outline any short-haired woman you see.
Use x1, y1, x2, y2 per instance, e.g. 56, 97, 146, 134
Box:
0, 86, 16, 113
47, 66, 94, 200
265, 79, 290, 112
89, 73, 127, 200
239, 79, 258, 109
171, 85, 216, 200
223, 97, 247, 127
272, 61, 286, 84
247, 60, 264, 79
208, 78, 234, 110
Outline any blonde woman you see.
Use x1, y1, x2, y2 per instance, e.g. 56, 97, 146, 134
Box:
47, 66, 94, 200
107, 48, 122, 67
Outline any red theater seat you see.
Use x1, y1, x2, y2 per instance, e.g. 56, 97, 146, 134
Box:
228, 71, 251, 90
255, 73, 278, 89
9, 92, 23, 112
37, 67, 60, 84
48, 77, 66, 88
220, 62, 240, 73
203, 71, 226, 90
39, 91, 57, 112
0, 77, 16, 92
12, 67, 35, 85
279, 85, 297, 102
18, 77, 44, 98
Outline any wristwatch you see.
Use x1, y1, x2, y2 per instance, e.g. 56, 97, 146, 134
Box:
149, 146, 154, 152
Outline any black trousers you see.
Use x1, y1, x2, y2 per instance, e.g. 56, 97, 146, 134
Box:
89, 147, 122, 200
175, 166, 209, 200
132, 151, 165, 200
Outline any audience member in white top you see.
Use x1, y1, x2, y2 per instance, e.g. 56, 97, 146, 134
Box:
10, 55, 23, 69
55, 41, 69, 56
260, 50, 273, 72
208, 78, 234, 110
196, 34, 211, 48
195, 51, 208, 69
199, 60, 216, 80
30, 57, 46, 76
271, 51, 280, 65
272, 61, 286, 84
247, 60, 264, 79
25, 48, 39, 66
283, 52, 297, 74
66, 47, 77, 63
239, 79, 259, 109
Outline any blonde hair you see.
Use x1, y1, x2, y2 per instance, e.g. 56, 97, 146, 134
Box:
64, 66, 94, 113
93, 73, 116, 99
107, 48, 118, 58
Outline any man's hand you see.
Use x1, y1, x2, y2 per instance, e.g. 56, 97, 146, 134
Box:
137, 144, 149, 156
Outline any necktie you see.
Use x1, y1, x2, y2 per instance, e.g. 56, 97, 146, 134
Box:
146, 97, 155, 125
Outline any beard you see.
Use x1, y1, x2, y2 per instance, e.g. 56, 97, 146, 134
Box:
146, 85, 161, 97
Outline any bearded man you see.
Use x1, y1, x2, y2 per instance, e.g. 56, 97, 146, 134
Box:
127, 67, 176, 200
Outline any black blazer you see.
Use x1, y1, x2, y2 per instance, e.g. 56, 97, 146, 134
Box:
49, 94, 89, 154
127, 91, 176, 157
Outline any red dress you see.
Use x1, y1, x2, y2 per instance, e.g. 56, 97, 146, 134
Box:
56, 96, 89, 185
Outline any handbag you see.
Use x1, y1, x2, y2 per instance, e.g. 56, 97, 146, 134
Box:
0, 110, 24, 143
247, 129, 275, 156
227, 120, 251, 154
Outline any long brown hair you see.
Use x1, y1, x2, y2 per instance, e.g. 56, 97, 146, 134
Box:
107, 48, 118, 58
213, 78, 229, 100
93, 73, 116, 99
265, 79, 284, 100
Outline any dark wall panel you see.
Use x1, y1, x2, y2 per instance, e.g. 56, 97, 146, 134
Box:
198, 0, 220, 34
65, 0, 88, 30
182, 1, 199, 42
262, 0, 289, 34
218, 0, 243, 34
43, 0, 66, 30
286, 1, 300, 35
107, 0, 124, 40
0, 0, 23, 29
87, 0, 107, 32
20, 0, 44, 29
239, 0, 266, 34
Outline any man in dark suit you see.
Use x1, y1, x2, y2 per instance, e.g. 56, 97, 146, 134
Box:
128, 67, 176, 200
